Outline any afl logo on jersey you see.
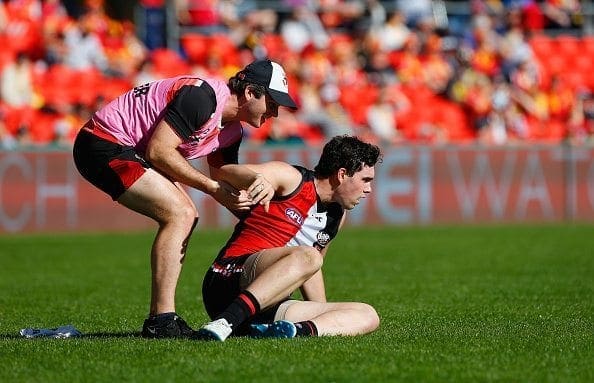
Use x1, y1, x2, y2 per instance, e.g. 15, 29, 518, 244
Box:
316, 231, 331, 246
285, 208, 303, 225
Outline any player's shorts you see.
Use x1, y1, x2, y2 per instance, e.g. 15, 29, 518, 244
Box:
202, 251, 293, 335
73, 120, 150, 200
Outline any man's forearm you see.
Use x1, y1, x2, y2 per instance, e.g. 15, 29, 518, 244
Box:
300, 270, 327, 302
210, 163, 260, 190
150, 148, 219, 194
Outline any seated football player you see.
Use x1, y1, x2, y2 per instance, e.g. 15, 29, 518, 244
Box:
195, 135, 382, 341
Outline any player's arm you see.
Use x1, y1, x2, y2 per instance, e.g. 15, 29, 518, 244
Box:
146, 84, 251, 210
146, 121, 215, 193
300, 268, 327, 303
146, 120, 252, 210
300, 214, 346, 301
211, 161, 302, 199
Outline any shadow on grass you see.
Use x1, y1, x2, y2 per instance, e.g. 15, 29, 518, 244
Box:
0, 331, 141, 340
82, 331, 141, 339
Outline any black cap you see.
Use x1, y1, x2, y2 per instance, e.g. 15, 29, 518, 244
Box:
236, 59, 298, 110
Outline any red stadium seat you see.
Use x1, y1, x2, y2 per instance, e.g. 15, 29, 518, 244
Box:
150, 48, 190, 77
180, 33, 208, 64
555, 35, 580, 57
559, 70, 587, 92
260, 33, 286, 59
582, 35, 594, 55
29, 110, 60, 144
529, 34, 554, 59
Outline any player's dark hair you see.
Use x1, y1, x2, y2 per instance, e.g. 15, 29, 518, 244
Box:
314, 135, 382, 178
228, 76, 266, 99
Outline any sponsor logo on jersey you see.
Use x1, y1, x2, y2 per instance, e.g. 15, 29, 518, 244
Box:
285, 208, 303, 225
316, 231, 331, 247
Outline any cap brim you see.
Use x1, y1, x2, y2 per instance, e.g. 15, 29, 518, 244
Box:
268, 89, 298, 110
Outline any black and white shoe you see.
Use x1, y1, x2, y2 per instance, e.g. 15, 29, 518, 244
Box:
141, 313, 194, 339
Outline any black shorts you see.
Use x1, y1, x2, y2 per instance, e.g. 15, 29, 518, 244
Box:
73, 126, 150, 200
202, 255, 288, 336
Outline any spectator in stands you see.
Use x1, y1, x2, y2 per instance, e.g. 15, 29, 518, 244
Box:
63, 17, 109, 72
0, 0, 589, 148
133, 59, 159, 87
366, 84, 403, 145
581, 93, 594, 143
0, 51, 36, 141
280, 4, 330, 54
355, 0, 388, 36
0, 109, 17, 149
394, 33, 425, 87
41, 0, 69, 27
317, 0, 365, 31
297, 79, 354, 138
176, 0, 227, 35
103, 21, 149, 77
542, 0, 582, 30
499, 6, 535, 81
219, 0, 278, 34
395, 0, 433, 27
0, 2, 7, 32
371, 10, 411, 52
137, 0, 167, 50
1, 51, 34, 108
421, 33, 454, 94
263, 108, 307, 146
479, 75, 511, 145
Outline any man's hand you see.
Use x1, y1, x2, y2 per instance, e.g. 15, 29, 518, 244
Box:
246, 173, 274, 212
209, 181, 254, 212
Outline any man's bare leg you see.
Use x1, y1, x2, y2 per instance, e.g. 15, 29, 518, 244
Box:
117, 170, 198, 315
282, 301, 380, 336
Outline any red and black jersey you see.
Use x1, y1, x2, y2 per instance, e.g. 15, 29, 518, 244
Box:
218, 166, 344, 260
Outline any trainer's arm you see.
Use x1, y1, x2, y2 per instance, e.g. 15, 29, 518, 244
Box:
211, 161, 302, 198
146, 120, 250, 210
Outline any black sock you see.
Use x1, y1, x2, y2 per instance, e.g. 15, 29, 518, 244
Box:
216, 290, 261, 329
294, 320, 318, 337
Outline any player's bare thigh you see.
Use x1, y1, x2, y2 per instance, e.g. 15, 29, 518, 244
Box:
117, 168, 197, 221
250, 247, 302, 278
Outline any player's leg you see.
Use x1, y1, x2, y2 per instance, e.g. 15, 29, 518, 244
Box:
196, 246, 323, 341
117, 169, 198, 316
245, 246, 323, 308
278, 300, 380, 336
73, 131, 197, 337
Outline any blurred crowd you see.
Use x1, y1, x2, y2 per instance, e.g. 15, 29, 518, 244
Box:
0, 0, 592, 150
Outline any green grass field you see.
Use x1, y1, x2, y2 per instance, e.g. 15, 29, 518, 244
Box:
1, 224, 592, 382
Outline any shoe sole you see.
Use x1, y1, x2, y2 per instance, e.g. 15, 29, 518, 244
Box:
193, 329, 225, 341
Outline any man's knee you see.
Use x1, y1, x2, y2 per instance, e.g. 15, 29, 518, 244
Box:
360, 303, 380, 333
164, 200, 197, 227
292, 246, 323, 273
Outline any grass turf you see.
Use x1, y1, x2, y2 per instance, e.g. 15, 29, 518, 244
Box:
0, 224, 592, 382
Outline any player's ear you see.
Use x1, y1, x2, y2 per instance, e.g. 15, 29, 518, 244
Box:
244, 84, 257, 100
337, 168, 347, 182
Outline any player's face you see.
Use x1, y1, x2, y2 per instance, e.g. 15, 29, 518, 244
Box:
243, 90, 279, 128
336, 165, 375, 210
